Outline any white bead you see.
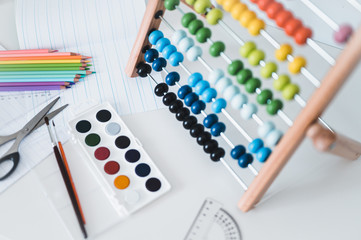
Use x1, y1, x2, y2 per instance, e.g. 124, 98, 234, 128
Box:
208, 69, 224, 85
215, 77, 231, 93
231, 93, 248, 109
223, 85, 240, 101
187, 46, 202, 61
258, 121, 275, 138
240, 103, 258, 120
172, 30, 186, 45
178, 37, 194, 53
266, 129, 283, 146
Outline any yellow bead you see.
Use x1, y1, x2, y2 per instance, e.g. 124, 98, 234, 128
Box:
230, 3, 248, 20
288, 56, 306, 74
275, 44, 293, 61
239, 10, 257, 28
248, 19, 265, 36
222, 0, 238, 12
216, 0, 224, 4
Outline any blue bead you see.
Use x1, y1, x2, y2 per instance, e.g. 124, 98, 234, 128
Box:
188, 72, 203, 87
169, 52, 184, 66
201, 88, 217, 103
149, 30, 164, 45
266, 129, 283, 146
203, 114, 218, 128
184, 92, 199, 106
155, 38, 170, 52
144, 49, 159, 63
194, 80, 210, 95
172, 30, 187, 45
256, 147, 271, 163
162, 45, 177, 59
230, 145, 246, 159
238, 153, 254, 168
186, 46, 202, 61
248, 138, 264, 153
152, 57, 167, 72
165, 72, 180, 86
208, 69, 224, 85
191, 100, 206, 114
211, 98, 227, 113
178, 37, 194, 52
178, 85, 192, 99
210, 122, 226, 136
240, 103, 258, 120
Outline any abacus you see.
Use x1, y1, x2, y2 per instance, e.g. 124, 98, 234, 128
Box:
125, 0, 361, 212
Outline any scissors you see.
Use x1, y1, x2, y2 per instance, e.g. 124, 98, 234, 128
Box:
0, 97, 68, 180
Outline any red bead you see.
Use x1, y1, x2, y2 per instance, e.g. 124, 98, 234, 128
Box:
275, 10, 293, 27
257, 0, 274, 10
285, 18, 302, 36
250, 0, 259, 2
266, 2, 284, 19
294, 27, 312, 45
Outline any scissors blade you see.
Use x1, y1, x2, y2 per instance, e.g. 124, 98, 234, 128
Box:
33, 104, 68, 131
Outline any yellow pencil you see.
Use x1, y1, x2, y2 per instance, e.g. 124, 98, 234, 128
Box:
0, 60, 90, 64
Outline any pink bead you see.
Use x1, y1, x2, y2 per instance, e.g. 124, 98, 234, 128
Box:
334, 24, 353, 43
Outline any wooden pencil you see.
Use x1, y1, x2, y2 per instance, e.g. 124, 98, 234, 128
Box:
0, 60, 90, 64
0, 67, 88, 71
0, 49, 57, 54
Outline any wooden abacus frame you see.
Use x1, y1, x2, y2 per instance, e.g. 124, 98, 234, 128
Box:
125, 0, 361, 212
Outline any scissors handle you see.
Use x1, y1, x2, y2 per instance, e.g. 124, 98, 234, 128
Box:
0, 152, 20, 180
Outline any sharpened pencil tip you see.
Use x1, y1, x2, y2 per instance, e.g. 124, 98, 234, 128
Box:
44, 117, 49, 125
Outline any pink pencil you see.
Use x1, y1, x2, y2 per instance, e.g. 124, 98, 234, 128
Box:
0, 85, 67, 91
0, 49, 58, 55
0, 53, 79, 57
0, 82, 70, 87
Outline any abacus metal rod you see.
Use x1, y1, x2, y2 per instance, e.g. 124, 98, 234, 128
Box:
348, 0, 361, 13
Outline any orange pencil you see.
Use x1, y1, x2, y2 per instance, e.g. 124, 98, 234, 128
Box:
0, 52, 79, 57
0, 56, 91, 61
0, 49, 57, 54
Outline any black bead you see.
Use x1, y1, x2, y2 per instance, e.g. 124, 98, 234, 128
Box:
169, 100, 183, 113
196, 132, 211, 145
203, 139, 218, 153
190, 124, 204, 138
154, 83, 168, 97
162, 92, 177, 106
210, 147, 225, 162
182, 116, 197, 129
136, 62, 152, 77
175, 107, 190, 121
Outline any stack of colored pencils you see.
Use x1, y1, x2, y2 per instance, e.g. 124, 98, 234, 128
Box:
0, 49, 94, 91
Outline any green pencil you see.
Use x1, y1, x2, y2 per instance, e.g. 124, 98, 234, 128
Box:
0, 67, 89, 71
0, 63, 92, 68
0, 74, 84, 79
0, 70, 94, 75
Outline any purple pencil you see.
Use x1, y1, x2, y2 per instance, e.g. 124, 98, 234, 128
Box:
0, 82, 69, 87
0, 85, 68, 91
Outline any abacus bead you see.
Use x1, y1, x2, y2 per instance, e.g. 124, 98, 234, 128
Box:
257, 89, 273, 105
210, 148, 225, 162
266, 129, 283, 146
164, 0, 180, 10
178, 85, 192, 99
238, 153, 253, 168
209, 41, 226, 57
257, 0, 274, 11
208, 69, 224, 85
178, 37, 194, 52
248, 19, 265, 36
136, 62, 152, 77
260, 61, 277, 78
211, 98, 227, 113
240, 103, 258, 119
258, 121, 275, 138
248, 49, 265, 66
169, 100, 183, 113
202, 88, 217, 103
183, 116, 197, 129
256, 147, 271, 163
187, 46, 203, 61
236, 68, 253, 85
188, 72, 203, 87
273, 74, 290, 91
162, 45, 177, 59
240, 41, 256, 58
215, 77, 232, 93
169, 52, 184, 66
231, 3, 248, 20
227, 60, 244, 76
275, 44, 293, 61
203, 139, 218, 153
149, 30, 164, 45
334, 24, 353, 43
197, 132, 211, 145
185, 0, 196, 5
165, 72, 180, 86
191, 100, 206, 114
294, 27, 312, 45
248, 138, 264, 153
231, 93, 248, 109
144, 49, 159, 63
223, 85, 240, 101
289, 56, 306, 74
184, 92, 199, 106
195, 80, 210, 95
282, 83, 299, 100
172, 30, 187, 45
203, 114, 218, 128
231, 145, 246, 159
210, 122, 226, 136
163, 92, 177, 106
181, 12, 196, 28
216, 0, 223, 4
188, 19, 204, 35
266, 99, 283, 115
222, 0, 238, 12
152, 57, 167, 71
190, 124, 204, 137
176, 107, 190, 121
196, 27, 212, 43
239, 10, 257, 27
206, 8, 223, 25
194, 0, 212, 14
275, 10, 293, 27
266, 2, 283, 19
154, 83, 169, 97
245, 77, 261, 93
155, 38, 170, 52
285, 19, 302, 36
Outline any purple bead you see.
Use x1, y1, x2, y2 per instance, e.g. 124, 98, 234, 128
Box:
334, 24, 353, 43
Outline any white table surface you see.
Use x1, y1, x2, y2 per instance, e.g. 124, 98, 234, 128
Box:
1, 1, 361, 240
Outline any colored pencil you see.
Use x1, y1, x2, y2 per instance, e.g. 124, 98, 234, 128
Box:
0, 78, 79, 83
0, 53, 80, 57
0, 63, 91, 68
0, 70, 93, 75
0, 85, 67, 91
0, 74, 84, 79
0, 67, 88, 71
0, 49, 57, 54
0, 82, 70, 87
0, 60, 90, 64
0, 56, 91, 61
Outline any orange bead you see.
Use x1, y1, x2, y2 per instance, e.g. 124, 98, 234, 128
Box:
266, 2, 284, 19
231, 3, 248, 20
239, 10, 257, 28
257, 0, 274, 10
275, 10, 293, 27
250, 0, 259, 2
285, 18, 302, 36
294, 27, 312, 45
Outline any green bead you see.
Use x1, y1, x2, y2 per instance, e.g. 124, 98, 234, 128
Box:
196, 27, 212, 43
188, 19, 204, 35
266, 99, 283, 115
206, 8, 223, 25
260, 61, 278, 78
240, 41, 257, 58
257, 89, 273, 105
236, 69, 252, 85
182, 12, 196, 28
245, 77, 261, 93
209, 41, 225, 57
228, 60, 244, 76
248, 49, 265, 66
194, 0, 212, 14
282, 83, 300, 100
164, 0, 180, 10
185, 0, 196, 5
273, 74, 290, 91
